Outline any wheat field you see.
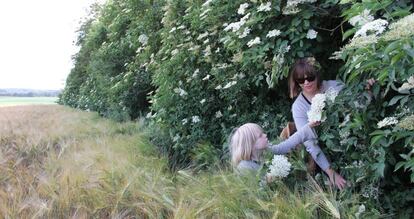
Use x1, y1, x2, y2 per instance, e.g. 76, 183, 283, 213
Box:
0, 105, 348, 218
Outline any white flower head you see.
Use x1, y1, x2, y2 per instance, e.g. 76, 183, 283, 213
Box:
325, 87, 338, 102
354, 19, 388, 38
200, 99, 206, 104
138, 34, 148, 45
238, 27, 251, 38
182, 118, 188, 125
223, 81, 237, 89
238, 3, 249, 15
349, 9, 374, 27
174, 87, 188, 97
398, 76, 414, 94
257, 2, 272, 12
202, 74, 211, 81
247, 37, 261, 47
215, 111, 223, 118
266, 29, 281, 38
306, 29, 318, 39
268, 155, 292, 179
192, 116, 201, 123
377, 117, 398, 128
307, 93, 327, 123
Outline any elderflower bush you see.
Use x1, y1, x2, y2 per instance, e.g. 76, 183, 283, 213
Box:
149, 0, 346, 170
317, 1, 414, 215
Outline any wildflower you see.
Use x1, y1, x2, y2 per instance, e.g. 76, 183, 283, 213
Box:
192, 69, 200, 78
200, 99, 206, 104
377, 117, 398, 128
192, 116, 201, 123
197, 32, 209, 40
182, 118, 188, 125
202, 75, 211, 81
343, 35, 378, 50
223, 81, 237, 89
171, 49, 179, 56
138, 34, 148, 45
349, 9, 374, 27
224, 13, 250, 32
268, 155, 292, 179
354, 19, 388, 38
397, 114, 414, 130
306, 29, 318, 39
247, 37, 261, 47
398, 76, 414, 94
383, 13, 414, 41
215, 111, 223, 118
257, 2, 272, 12
202, 0, 214, 7
238, 3, 249, 15
266, 29, 281, 38
307, 93, 326, 123
238, 28, 251, 38
355, 204, 366, 218
174, 87, 187, 97
325, 87, 338, 102
283, 0, 316, 15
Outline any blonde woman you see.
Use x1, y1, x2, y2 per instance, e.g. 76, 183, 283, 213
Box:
230, 122, 318, 175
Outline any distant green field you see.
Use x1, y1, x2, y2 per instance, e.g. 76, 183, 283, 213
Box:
0, 97, 58, 106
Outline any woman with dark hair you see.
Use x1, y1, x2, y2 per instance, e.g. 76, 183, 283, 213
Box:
288, 57, 347, 190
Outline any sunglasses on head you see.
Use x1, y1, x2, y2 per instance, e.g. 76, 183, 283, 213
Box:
295, 75, 316, 84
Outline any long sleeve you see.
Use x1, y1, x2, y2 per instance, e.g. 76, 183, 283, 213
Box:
269, 124, 317, 154
292, 101, 331, 171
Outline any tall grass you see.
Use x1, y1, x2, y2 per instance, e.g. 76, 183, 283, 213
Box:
0, 105, 358, 218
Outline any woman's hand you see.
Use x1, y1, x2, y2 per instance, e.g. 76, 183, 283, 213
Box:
325, 168, 347, 190
365, 78, 376, 90
309, 121, 321, 128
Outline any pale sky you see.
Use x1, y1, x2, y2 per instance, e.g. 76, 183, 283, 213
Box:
0, 0, 105, 90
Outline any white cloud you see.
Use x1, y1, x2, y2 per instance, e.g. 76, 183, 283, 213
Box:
0, 0, 105, 90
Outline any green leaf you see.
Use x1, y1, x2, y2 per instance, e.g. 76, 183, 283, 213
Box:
371, 135, 384, 146
388, 95, 405, 106
395, 161, 405, 171
342, 29, 356, 41
391, 53, 404, 65
384, 41, 399, 55
373, 162, 385, 178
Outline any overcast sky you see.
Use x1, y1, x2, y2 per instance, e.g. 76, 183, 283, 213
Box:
0, 0, 105, 90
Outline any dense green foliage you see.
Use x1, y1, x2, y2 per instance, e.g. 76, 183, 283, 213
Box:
60, 0, 414, 216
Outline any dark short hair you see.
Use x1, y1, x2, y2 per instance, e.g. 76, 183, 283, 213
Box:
288, 57, 322, 99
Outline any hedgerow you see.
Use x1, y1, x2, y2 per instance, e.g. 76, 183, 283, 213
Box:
59, 0, 414, 216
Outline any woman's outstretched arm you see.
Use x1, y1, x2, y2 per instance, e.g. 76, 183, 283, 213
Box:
268, 123, 317, 154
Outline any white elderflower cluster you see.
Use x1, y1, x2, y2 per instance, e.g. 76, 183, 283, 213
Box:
257, 2, 271, 12
355, 204, 366, 218
238, 3, 249, 15
343, 35, 378, 50
215, 111, 223, 118
266, 29, 281, 38
224, 13, 250, 32
223, 81, 237, 89
349, 9, 374, 27
377, 117, 398, 128
247, 37, 261, 47
383, 13, 414, 41
306, 29, 318, 39
138, 34, 148, 45
325, 87, 339, 102
283, 0, 317, 15
174, 87, 188, 97
398, 76, 414, 94
238, 27, 251, 38
268, 155, 292, 179
354, 19, 388, 38
200, 99, 206, 104
307, 93, 326, 123
192, 116, 201, 123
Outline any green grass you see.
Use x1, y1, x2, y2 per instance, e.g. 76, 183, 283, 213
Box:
0, 96, 58, 106
0, 105, 363, 218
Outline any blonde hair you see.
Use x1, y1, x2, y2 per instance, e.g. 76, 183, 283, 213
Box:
230, 123, 263, 167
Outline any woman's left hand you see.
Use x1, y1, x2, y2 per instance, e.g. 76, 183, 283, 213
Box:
309, 121, 321, 128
